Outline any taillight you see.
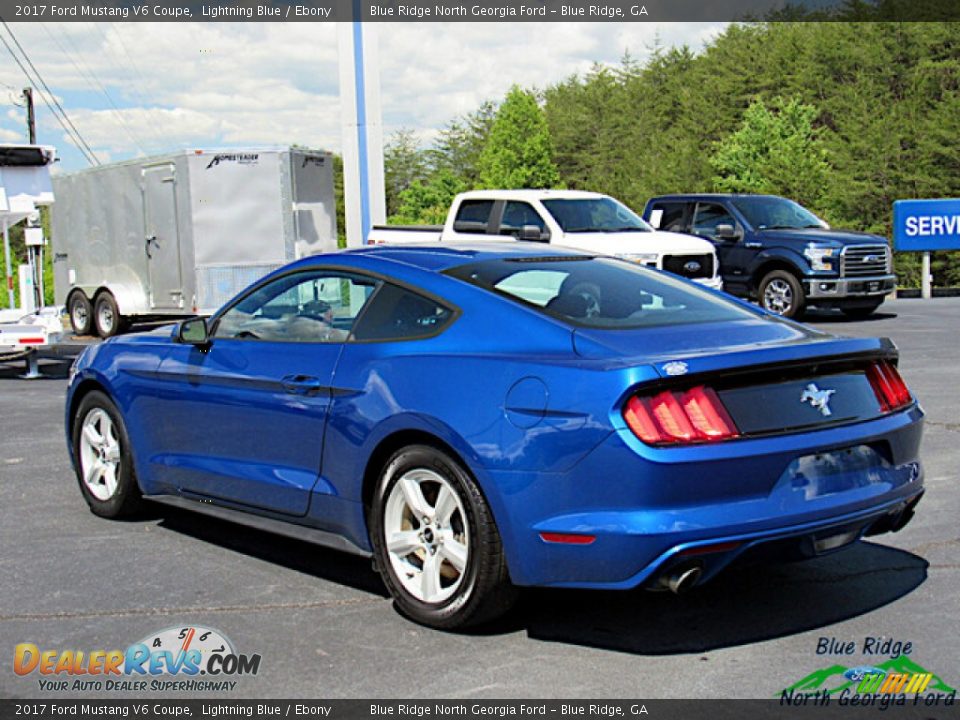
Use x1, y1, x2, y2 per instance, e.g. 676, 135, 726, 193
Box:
624, 385, 739, 446
867, 360, 912, 412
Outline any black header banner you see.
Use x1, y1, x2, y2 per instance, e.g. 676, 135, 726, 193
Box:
0, 0, 957, 22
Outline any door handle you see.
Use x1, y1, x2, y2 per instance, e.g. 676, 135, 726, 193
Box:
145, 235, 158, 259
281, 374, 326, 396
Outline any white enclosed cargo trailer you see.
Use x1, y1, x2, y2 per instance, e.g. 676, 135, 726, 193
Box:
52, 146, 338, 337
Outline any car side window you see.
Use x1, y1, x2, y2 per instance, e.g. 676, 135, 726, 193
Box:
692, 203, 737, 239
500, 201, 546, 238
452, 200, 494, 234
214, 271, 378, 343
351, 283, 454, 341
651, 202, 689, 232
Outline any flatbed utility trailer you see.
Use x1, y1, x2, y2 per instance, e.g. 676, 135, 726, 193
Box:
52, 146, 338, 337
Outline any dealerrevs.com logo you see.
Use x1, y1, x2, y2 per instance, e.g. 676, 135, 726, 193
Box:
14, 625, 261, 693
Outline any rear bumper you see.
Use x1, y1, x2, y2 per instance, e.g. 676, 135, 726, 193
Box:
532, 490, 923, 590
486, 406, 924, 589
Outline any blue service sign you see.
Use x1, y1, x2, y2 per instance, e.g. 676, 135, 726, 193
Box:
893, 198, 960, 252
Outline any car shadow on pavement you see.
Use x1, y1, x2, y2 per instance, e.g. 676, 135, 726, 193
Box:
152, 504, 390, 598
802, 310, 898, 324
502, 541, 926, 654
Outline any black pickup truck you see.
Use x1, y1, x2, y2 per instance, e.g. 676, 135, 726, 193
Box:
642, 194, 896, 319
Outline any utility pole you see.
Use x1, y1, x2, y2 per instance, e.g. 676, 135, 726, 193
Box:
23, 87, 35, 143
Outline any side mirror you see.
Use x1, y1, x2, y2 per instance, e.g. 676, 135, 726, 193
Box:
519, 224, 549, 242
177, 317, 210, 347
715, 223, 739, 241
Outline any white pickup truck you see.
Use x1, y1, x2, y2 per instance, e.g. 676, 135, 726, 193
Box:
368, 190, 722, 289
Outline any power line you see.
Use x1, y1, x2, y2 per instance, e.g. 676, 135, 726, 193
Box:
91, 22, 168, 150
0, 19, 100, 164
41, 24, 147, 155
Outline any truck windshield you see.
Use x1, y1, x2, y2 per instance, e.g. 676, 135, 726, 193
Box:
542, 198, 653, 233
731, 196, 828, 231
446, 256, 757, 329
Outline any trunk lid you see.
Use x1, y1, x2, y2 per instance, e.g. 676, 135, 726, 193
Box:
575, 319, 900, 437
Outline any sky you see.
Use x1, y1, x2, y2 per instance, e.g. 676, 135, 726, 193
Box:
0, 22, 726, 172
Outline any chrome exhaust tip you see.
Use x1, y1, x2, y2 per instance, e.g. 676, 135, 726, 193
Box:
660, 565, 703, 594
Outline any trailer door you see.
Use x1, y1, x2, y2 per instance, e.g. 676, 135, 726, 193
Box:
143, 163, 183, 309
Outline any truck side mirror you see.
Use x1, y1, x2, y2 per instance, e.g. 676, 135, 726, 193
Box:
519, 224, 549, 242
715, 224, 740, 241
177, 317, 210, 347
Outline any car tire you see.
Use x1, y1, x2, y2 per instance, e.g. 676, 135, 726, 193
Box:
759, 270, 806, 319
68, 292, 93, 336
370, 445, 516, 630
71, 390, 144, 518
841, 302, 883, 319
94, 292, 125, 338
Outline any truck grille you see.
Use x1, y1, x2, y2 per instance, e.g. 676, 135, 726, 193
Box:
841, 245, 889, 277
662, 253, 714, 280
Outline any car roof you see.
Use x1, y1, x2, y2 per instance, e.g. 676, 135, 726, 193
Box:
338, 241, 592, 272
459, 189, 608, 201
648, 193, 783, 201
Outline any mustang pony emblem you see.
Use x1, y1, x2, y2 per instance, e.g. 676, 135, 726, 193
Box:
801, 383, 836, 417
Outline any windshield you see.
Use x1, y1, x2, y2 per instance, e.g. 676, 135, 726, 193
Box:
541, 197, 653, 233
446, 256, 758, 329
731, 196, 828, 231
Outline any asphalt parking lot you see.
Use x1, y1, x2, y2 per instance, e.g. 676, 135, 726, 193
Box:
1, 298, 958, 699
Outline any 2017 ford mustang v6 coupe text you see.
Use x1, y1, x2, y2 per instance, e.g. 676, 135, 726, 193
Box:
66, 243, 924, 628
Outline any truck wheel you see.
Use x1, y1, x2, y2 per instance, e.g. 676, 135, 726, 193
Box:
841, 302, 883, 319
68, 293, 94, 336
759, 270, 805, 319
94, 292, 125, 338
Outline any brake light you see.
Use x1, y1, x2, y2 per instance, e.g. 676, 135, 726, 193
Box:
18, 337, 44, 345
867, 360, 912, 412
624, 385, 739, 445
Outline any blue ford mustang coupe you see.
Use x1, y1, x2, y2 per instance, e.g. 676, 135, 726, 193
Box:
66, 243, 924, 628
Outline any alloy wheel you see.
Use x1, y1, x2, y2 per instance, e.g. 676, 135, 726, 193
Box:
763, 278, 794, 315
79, 408, 122, 501
383, 468, 470, 604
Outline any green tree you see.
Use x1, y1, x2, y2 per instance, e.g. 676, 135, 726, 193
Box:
710, 96, 832, 207
478, 86, 561, 189
432, 101, 497, 187
384, 128, 428, 216
390, 169, 466, 225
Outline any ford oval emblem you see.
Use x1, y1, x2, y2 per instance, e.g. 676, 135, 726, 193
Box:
663, 361, 688, 376
864, 255, 879, 263
683, 260, 702, 273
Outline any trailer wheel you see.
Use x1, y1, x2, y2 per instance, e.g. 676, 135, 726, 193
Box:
68, 292, 94, 336
94, 292, 125, 338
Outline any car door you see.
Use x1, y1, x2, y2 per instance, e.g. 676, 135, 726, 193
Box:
496, 201, 549, 241
690, 201, 754, 292
150, 269, 378, 516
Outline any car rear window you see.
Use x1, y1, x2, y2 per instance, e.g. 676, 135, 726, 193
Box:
446, 256, 759, 329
